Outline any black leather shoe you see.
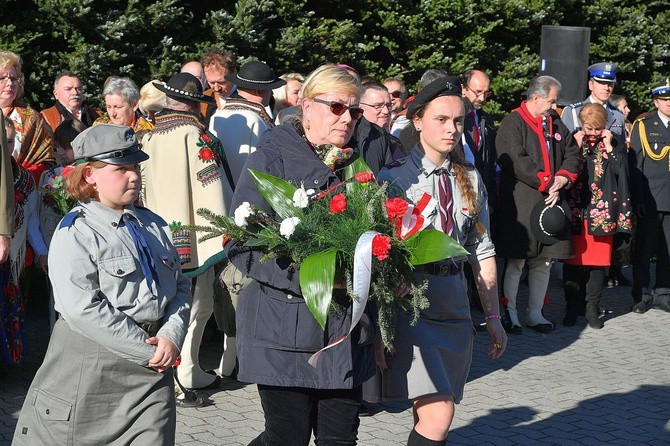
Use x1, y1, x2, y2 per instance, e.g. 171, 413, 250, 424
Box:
563, 313, 577, 327
527, 322, 554, 334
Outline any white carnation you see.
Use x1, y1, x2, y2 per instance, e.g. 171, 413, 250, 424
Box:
292, 188, 309, 209
234, 202, 253, 226
280, 217, 301, 239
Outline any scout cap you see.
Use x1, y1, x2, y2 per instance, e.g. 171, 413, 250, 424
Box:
72, 124, 149, 165
407, 76, 462, 119
651, 78, 670, 99
588, 62, 619, 83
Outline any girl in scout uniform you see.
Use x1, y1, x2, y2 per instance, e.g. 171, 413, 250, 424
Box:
378, 77, 507, 445
13, 124, 191, 445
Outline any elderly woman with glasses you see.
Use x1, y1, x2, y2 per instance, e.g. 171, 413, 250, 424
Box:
94, 76, 154, 139
0, 51, 55, 182
225, 64, 376, 446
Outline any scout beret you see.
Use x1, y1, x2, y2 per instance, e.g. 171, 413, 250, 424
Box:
651, 78, 670, 99
588, 62, 620, 82
407, 76, 462, 119
73, 124, 149, 165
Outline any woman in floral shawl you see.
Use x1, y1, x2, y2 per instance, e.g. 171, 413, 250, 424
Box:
0, 51, 55, 183
563, 103, 632, 329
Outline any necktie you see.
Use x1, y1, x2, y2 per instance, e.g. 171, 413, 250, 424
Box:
471, 111, 480, 151
124, 214, 160, 295
542, 117, 551, 154
436, 169, 454, 236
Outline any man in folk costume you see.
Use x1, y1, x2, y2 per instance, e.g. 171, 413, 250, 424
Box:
628, 79, 670, 313
40, 71, 101, 132
495, 76, 580, 334
209, 60, 284, 185
141, 73, 234, 402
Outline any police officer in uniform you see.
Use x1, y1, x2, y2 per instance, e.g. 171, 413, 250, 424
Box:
628, 79, 670, 313
561, 62, 627, 151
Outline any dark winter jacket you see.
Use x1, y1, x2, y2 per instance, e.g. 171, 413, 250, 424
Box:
225, 124, 376, 389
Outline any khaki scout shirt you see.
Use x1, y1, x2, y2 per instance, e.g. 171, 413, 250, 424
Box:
378, 146, 496, 264
49, 200, 191, 365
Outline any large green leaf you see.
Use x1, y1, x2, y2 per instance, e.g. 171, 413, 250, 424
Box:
405, 229, 469, 265
248, 169, 301, 219
299, 249, 337, 330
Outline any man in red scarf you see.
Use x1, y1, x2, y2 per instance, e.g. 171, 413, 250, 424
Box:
494, 75, 580, 334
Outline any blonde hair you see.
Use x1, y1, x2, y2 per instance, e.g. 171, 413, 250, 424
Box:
579, 103, 607, 129
138, 80, 166, 116
0, 51, 25, 99
300, 64, 360, 101
65, 161, 107, 201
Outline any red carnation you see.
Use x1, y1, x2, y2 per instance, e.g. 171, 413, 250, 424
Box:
385, 198, 409, 221
330, 194, 347, 214
372, 234, 391, 261
199, 147, 214, 161
353, 172, 375, 184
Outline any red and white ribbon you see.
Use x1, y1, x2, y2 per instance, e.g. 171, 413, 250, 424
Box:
308, 230, 377, 367
396, 193, 436, 239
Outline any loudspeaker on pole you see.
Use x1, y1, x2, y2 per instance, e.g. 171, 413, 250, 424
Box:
539, 25, 591, 106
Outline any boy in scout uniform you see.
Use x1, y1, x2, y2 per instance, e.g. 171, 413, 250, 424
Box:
629, 79, 670, 313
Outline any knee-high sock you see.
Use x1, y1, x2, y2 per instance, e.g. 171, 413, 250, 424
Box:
503, 258, 525, 326
526, 256, 553, 325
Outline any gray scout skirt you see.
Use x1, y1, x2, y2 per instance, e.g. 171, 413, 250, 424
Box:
13, 319, 176, 445
382, 271, 474, 404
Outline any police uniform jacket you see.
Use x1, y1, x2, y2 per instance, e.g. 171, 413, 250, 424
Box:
629, 111, 670, 212
224, 123, 376, 390
50, 200, 191, 365
378, 147, 496, 264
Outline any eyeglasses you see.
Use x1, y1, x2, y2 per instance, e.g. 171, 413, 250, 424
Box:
389, 90, 404, 98
467, 88, 492, 99
312, 98, 364, 120
0, 75, 20, 84
361, 102, 392, 112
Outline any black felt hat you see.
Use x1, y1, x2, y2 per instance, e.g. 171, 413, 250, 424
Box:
407, 76, 462, 119
530, 199, 571, 246
224, 60, 286, 91
153, 73, 215, 104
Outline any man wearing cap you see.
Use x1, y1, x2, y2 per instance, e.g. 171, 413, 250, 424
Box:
561, 62, 627, 150
495, 75, 580, 334
209, 60, 284, 185
628, 79, 670, 313
141, 73, 234, 397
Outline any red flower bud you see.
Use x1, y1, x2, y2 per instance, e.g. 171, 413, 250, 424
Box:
329, 194, 347, 214
372, 234, 391, 261
353, 172, 375, 184
385, 198, 409, 221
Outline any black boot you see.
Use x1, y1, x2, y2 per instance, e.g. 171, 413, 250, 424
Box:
562, 264, 584, 327
585, 267, 605, 329
586, 304, 603, 329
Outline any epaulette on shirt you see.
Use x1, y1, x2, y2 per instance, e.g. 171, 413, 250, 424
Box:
59, 209, 81, 229
567, 100, 586, 110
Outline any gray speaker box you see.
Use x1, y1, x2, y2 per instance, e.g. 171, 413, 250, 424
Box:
539, 26, 591, 106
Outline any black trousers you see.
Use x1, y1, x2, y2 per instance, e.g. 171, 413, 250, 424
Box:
249, 384, 362, 446
632, 210, 670, 301
563, 264, 606, 314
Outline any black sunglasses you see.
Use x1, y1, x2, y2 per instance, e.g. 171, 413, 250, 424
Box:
389, 90, 404, 98
312, 98, 364, 120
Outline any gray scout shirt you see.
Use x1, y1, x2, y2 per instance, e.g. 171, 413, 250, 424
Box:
49, 200, 191, 365
378, 146, 496, 264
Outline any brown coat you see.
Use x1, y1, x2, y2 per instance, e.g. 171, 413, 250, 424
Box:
0, 111, 13, 236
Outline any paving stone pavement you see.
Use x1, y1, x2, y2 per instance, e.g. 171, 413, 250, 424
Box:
1, 266, 669, 445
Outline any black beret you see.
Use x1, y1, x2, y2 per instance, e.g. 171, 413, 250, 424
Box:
407, 76, 462, 119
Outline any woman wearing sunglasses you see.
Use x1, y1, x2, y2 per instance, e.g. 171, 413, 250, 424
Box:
378, 77, 507, 445
225, 64, 375, 445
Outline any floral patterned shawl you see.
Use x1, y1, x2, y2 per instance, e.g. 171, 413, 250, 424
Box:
7, 102, 56, 182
